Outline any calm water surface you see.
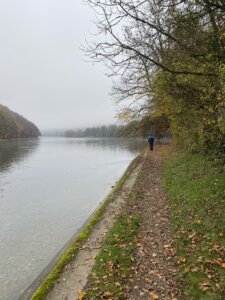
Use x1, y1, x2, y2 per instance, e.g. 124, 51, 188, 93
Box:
0, 137, 145, 300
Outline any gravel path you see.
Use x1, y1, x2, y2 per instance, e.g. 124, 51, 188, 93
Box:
125, 147, 180, 300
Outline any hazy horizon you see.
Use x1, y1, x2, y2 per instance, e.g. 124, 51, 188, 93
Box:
0, 0, 117, 130
40, 123, 120, 134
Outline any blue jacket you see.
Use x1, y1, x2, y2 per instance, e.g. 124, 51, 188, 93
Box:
148, 135, 155, 143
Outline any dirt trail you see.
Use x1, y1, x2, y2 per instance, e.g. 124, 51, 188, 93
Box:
46, 161, 142, 300
125, 147, 180, 300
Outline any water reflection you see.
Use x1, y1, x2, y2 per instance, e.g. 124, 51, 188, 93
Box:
0, 139, 39, 172
0, 137, 145, 300
64, 137, 146, 153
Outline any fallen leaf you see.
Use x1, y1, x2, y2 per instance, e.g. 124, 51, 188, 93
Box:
199, 281, 212, 292
77, 291, 86, 300
150, 292, 159, 299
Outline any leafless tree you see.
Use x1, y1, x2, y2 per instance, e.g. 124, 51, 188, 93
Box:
83, 0, 224, 117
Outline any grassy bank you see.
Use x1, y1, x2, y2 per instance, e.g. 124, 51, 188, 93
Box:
82, 156, 148, 299
83, 214, 141, 299
163, 151, 225, 299
30, 154, 143, 300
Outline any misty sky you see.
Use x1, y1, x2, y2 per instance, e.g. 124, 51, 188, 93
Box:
0, 0, 117, 130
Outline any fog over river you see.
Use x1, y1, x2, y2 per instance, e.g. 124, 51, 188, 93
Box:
0, 137, 145, 300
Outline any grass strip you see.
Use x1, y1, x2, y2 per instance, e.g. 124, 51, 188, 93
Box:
163, 150, 225, 299
30, 153, 143, 300
83, 214, 141, 300
82, 154, 147, 299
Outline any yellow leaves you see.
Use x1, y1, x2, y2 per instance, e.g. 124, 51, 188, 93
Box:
184, 264, 199, 273
77, 291, 86, 299
116, 109, 133, 121
149, 292, 159, 299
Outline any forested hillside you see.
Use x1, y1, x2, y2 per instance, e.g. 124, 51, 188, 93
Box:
0, 104, 40, 139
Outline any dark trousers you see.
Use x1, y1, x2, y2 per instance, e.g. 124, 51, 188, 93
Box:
149, 142, 154, 151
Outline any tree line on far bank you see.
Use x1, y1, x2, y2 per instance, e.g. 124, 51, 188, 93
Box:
84, 0, 225, 154
64, 119, 170, 138
65, 125, 129, 138
0, 104, 40, 139
65, 125, 121, 138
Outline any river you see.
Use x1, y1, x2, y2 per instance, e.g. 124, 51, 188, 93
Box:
0, 137, 145, 300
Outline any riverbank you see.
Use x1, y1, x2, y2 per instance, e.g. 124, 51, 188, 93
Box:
29, 145, 225, 300
82, 146, 225, 300
83, 145, 179, 300
29, 145, 179, 300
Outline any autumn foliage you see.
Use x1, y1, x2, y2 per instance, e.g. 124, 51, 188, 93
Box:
0, 104, 40, 139
85, 0, 225, 153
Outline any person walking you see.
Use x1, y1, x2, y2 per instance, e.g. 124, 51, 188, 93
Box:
148, 134, 155, 151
